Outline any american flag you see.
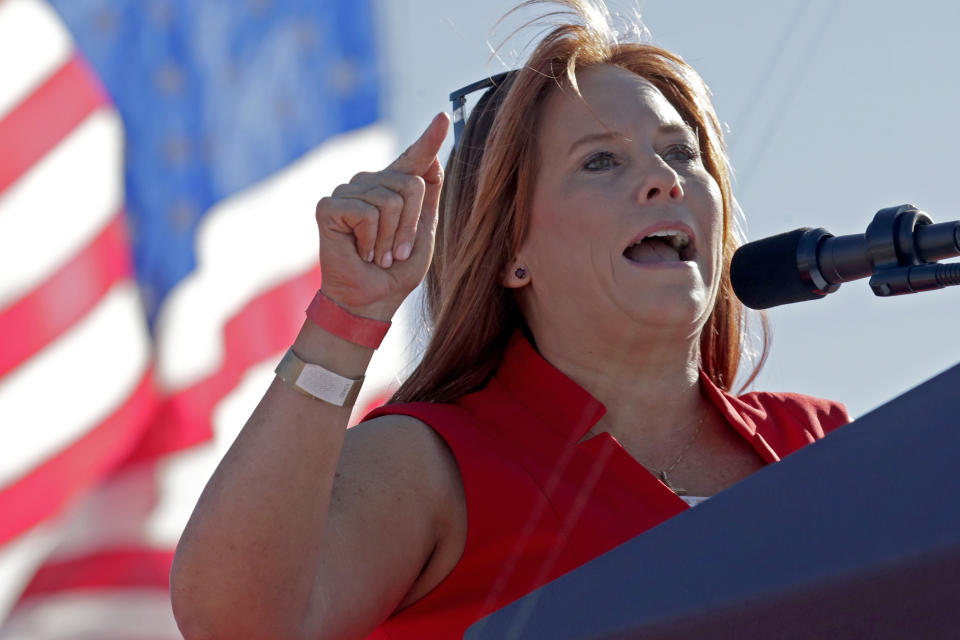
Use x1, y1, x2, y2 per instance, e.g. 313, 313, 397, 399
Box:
0, 0, 404, 635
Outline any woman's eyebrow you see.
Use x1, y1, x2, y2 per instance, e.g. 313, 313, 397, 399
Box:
567, 131, 630, 155
567, 122, 697, 155
661, 122, 699, 142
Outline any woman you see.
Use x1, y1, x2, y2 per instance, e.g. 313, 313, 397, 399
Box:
171, 1, 850, 638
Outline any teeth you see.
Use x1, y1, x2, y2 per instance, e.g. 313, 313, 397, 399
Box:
645, 229, 690, 251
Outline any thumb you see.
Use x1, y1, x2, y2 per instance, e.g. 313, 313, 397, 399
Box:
415, 155, 444, 246
387, 112, 450, 176
421, 155, 444, 218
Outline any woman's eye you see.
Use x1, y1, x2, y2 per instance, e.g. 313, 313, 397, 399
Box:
583, 151, 618, 172
663, 144, 699, 164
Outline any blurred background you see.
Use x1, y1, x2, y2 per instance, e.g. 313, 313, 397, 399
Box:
1, 0, 957, 635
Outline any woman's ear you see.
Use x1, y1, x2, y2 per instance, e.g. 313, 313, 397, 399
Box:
501, 261, 530, 289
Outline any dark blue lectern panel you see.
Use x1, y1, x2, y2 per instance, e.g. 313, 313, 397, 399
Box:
466, 363, 959, 640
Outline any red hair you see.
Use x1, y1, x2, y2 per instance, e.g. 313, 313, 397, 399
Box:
393, 0, 768, 403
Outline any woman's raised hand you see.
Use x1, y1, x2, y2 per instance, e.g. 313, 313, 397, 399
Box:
315, 113, 450, 320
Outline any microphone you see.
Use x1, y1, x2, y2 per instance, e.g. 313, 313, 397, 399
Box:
731, 205, 960, 310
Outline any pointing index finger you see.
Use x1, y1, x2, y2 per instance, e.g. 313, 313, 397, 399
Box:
387, 112, 450, 177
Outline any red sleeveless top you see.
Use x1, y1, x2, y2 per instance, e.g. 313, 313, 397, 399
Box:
365, 334, 850, 639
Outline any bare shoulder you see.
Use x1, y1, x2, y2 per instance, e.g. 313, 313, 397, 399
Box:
330, 413, 467, 612
338, 413, 463, 501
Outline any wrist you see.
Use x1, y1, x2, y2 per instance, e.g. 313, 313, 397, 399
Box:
274, 348, 364, 407
316, 288, 401, 323
292, 320, 375, 381
307, 290, 393, 348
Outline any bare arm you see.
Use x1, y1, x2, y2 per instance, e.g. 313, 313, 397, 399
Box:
170, 114, 462, 640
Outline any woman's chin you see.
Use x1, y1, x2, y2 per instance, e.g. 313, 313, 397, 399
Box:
625, 289, 712, 331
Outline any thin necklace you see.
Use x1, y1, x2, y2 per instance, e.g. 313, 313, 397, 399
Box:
655, 407, 707, 496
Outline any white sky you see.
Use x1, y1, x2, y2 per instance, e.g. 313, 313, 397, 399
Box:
377, 0, 960, 417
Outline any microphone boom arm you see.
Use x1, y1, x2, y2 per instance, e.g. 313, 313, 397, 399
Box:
812, 204, 960, 297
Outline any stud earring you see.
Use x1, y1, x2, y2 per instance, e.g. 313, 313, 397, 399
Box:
514, 266, 527, 279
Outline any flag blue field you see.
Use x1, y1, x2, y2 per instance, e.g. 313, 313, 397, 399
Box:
0, 0, 399, 634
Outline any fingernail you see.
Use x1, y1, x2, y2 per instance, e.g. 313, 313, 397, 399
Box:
395, 242, 412, 261
380, 250, 393, 268
366, 250, 374, 263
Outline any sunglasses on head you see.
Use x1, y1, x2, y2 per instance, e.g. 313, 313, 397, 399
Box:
448, 70, 517, 151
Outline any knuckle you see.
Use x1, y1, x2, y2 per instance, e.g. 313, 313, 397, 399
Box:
402, 174, 425, 197
358, 206, 379, 224
396, 223, 417, 239
331, 182, 354, 196
315, 196, 332, 217
384, 191, 405, 216
350, 171, 373, 184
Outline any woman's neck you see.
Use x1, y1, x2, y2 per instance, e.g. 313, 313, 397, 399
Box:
533, 325, 708, 460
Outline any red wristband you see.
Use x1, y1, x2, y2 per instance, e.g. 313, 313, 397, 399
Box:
305, 290, 391, 349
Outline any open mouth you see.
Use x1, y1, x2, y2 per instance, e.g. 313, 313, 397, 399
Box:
623, 229, 696, 264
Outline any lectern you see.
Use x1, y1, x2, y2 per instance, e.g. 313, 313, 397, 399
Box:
466, 363, 960, 639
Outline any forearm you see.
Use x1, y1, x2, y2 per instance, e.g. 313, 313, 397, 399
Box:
170, 319, 374, 638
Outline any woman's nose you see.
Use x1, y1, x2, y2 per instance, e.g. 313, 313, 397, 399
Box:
638, 161, 683, 203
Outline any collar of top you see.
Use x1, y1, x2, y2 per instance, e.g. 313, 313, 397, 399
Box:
492, 332, 606, 443
491, 331, 761, 445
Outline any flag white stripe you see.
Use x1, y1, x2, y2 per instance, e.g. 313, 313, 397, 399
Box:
148, 358, 278, 547
153, 124, 395, 390
43, 462, 165, 561
0, 109, 124, 309
0, 0, 72, 122
0, 524, 60, 627
0, 350, 270, 563
0, 591, 181, 639
0, 282, 150, 486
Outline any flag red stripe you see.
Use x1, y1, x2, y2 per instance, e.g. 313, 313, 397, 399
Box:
17, 548, 174, 600
0, 370, 158, 545
0, 212, 131, 379
125, 267, 322, 464
0, 55, 107, 194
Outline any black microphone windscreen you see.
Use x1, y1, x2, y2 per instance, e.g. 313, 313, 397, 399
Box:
731, 228, 826, 310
